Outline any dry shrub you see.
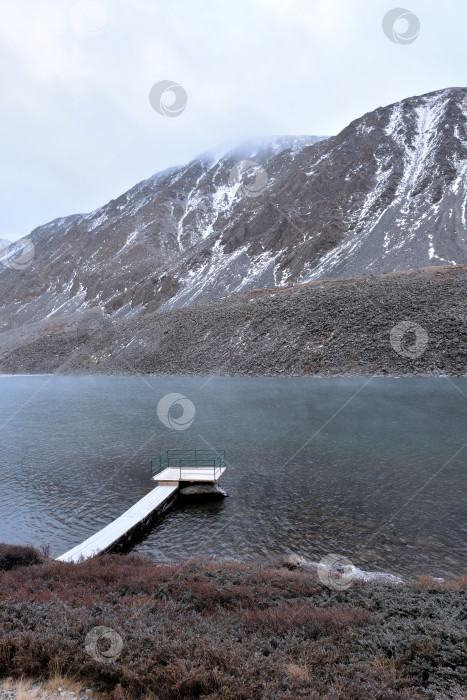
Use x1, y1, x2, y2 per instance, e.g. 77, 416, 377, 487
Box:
240, 601, 371, 636
0, 544, 42, 571
0, 553, 464, 699
285, 662, 311, 681
415, 573, 467, 591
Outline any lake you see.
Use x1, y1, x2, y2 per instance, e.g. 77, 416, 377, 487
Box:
0, 375, 465, 579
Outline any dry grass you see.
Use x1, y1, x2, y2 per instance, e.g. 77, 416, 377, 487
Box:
14, 678, 35, 700
0, 545, 465, 699
1, 675, 85, 700
46, 673, 83, 696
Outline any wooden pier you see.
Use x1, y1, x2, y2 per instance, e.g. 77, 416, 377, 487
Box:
56, 449, 226, 563
56, 485, 178, 563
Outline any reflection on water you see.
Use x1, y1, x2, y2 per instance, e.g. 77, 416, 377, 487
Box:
0, 375, 465, 578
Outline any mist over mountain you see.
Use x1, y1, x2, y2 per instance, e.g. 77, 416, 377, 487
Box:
0, 87, 466, 374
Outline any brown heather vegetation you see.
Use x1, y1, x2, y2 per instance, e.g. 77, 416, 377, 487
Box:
0, 545, 43, 571
0, 545, 465, 699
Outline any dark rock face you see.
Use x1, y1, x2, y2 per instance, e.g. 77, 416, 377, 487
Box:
1, 265, 465, 376
1, 87, 467, 339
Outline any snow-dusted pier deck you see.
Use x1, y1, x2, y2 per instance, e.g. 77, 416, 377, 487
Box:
154, 466, 227, 483
56, 485, 178, 563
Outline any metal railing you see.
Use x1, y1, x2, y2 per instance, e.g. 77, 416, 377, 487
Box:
151, 449, 226, 480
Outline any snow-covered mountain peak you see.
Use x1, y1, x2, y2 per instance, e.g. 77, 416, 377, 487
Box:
1, 87, 466, 332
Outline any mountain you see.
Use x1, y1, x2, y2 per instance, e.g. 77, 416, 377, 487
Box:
0, 265, 465, 375
0, 87, 466, 344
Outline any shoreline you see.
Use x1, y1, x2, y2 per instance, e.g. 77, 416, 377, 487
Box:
1, 372, 466, 378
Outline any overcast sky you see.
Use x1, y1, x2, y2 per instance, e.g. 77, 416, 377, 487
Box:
1, 0, 466, 241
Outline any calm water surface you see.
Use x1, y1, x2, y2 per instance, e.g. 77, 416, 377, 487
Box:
0, 375, 465, 578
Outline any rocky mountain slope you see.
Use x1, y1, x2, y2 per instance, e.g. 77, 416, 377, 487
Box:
1, 87, 467, 339
1, 265, 465, 376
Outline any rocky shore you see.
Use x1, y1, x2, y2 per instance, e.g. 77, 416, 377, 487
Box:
0, 265, 465, 377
